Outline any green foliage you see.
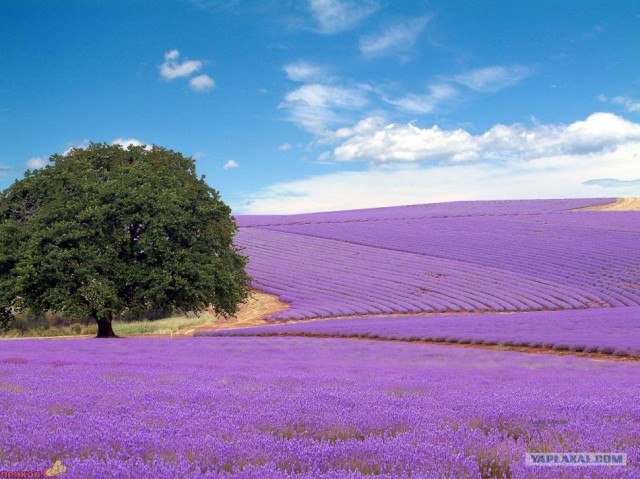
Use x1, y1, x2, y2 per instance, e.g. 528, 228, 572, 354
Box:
0, 143, 251, 331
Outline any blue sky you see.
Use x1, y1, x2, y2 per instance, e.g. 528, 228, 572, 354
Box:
1, 0, 639, 214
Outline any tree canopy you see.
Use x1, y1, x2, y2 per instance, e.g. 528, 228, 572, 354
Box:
0, 143, 251, 337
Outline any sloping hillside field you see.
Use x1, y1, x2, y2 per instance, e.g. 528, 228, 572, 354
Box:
235, 199, 640, 319
220, 199, 640, 359
2, 198, 640, 478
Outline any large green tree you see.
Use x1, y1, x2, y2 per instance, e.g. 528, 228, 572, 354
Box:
0, 143, 251, 337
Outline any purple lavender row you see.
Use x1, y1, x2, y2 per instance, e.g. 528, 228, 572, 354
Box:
202, 306, 640, 357
1, 336, 638, 478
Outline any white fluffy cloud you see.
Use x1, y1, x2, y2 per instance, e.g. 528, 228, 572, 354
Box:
309, 0, 378, 34
327, 112, 640, 164
111, 138, 146, 149
240, 112, 640, 214
159, 50, 214, 92
63, 138, 148, 155
159, 50, 203, 80
189, 74, 215, 91
223, 159, 239, 171
359, 17, 429, 59
26, 157, 47, 169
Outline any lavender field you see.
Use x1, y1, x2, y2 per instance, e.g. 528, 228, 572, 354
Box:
236, 199, 640, 321
202, 306, 640, 358
2, 198, 639, 478
1, 337, 638, 478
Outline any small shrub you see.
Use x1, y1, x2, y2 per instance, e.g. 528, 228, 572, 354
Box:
70, 323, 84, 335
82, 324, 97, 335
11, 316, 31, 333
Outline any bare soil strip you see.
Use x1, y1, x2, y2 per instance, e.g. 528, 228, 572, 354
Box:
578, 197, 640, 211
210, 331, 640, 362
185, 290, 289, 335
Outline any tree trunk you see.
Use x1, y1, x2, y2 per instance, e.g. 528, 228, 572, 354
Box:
95, 312, 119, 338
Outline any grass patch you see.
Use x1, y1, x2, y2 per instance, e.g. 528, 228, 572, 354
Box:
1, 311, 217, 338
112, 313, 215, 336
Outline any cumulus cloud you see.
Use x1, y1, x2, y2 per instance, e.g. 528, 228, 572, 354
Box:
223, 159, 239, 170
112, 138, 143, 148
239, 113, 640, 214
59, 138, 150, 157
279, 83, 369, 135
451, 65, 535, 93
26, 157, 47, 170
189, 74, 215, 91
111, 138, 152, 150
159, 50, 215, 92
326, 112, 640, 164
159, 50, 203, 80
359, 17, 429, 59
309, 0, 378, 34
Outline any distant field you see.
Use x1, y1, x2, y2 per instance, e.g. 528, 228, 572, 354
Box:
224, 198, 640, 356
236, 198, 640, 321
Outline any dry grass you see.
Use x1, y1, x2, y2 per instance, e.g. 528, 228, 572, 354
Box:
113, 290, 289, 336
120, 290, 289, 337
0, 290, 289, 339
578, 197, 640, 211
186, 291, 289, 335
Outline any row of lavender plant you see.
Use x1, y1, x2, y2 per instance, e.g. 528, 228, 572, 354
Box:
202, 306, 640, 357
234, 199, 640, 320
1, 336, 638, 478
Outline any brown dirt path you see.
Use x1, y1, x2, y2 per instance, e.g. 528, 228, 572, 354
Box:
185, 290, 289, 335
